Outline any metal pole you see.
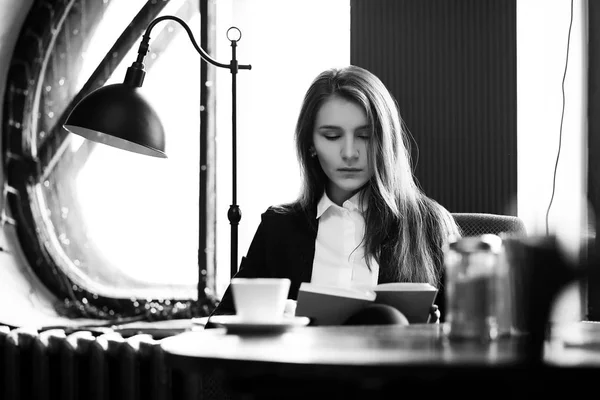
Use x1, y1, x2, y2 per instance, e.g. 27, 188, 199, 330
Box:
228, 38, 241, 280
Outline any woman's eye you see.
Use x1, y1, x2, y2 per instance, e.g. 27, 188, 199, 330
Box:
356, 129, 371, 140
324, 135, 340, 140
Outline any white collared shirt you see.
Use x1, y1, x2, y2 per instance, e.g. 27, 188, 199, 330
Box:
310, 191, 379, 290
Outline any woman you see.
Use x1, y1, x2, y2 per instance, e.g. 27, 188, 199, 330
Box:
209, 65, 461, 323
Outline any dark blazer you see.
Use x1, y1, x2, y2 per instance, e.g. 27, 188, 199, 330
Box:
209, 202, 417, 320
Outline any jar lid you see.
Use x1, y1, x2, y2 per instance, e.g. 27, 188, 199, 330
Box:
448, 234, 503, 254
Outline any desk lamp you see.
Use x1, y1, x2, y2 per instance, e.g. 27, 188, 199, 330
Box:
63, 15, 251, 315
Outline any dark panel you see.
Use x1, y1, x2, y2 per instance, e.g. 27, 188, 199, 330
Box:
351, 0, 517, 214
586, 1, 600, 321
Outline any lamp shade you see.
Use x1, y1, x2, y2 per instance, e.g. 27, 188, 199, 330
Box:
64, 83, 167, 158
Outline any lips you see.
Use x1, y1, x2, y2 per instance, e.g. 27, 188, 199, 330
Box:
338, 168, 362, 172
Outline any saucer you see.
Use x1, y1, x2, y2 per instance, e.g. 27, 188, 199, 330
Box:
208, 315, 311, 334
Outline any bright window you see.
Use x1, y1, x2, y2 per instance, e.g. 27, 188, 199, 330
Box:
70, 0, 201, 296
24, 0, 202, 302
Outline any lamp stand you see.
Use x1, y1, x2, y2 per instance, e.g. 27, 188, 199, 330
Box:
139, 17, 251, 313
226, 28, 244, 282
198, 25, 250, 311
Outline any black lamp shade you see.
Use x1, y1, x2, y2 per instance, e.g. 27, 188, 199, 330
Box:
64, 83, 167, 158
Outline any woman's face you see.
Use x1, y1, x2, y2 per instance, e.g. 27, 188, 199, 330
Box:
312, 96, 374, 205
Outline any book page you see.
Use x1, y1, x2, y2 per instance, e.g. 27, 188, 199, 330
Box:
374, 282, 437, 291
299, 282, 376, 300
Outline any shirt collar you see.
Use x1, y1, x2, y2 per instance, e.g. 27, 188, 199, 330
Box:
316, 190, 368, 219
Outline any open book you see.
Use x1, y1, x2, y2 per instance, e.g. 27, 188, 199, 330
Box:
295, 282, 438, 325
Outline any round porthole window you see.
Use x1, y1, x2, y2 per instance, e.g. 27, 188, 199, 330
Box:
2, 0, 212, 320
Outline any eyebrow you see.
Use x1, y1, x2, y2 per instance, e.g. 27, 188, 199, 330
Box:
316, 124, 371, 131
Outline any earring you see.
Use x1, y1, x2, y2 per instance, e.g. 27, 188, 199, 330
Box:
309, 147, 317, 157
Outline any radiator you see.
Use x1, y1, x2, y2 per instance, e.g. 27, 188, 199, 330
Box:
0, 325, 230, 400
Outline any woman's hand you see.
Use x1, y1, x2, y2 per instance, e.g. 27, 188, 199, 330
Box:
428, 304, 440, 324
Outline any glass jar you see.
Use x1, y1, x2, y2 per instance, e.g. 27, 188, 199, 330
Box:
444, 234, 510, 341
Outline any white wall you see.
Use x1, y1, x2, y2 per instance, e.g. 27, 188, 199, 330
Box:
517, 0, 588, 255
517, 0, 588, 321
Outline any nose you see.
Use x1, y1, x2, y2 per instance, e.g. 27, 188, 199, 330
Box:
341, 136, 359, 161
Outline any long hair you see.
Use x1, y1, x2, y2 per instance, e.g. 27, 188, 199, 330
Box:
291, 66, 460, 287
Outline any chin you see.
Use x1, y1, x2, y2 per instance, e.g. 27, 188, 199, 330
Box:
335, 182, 367, 194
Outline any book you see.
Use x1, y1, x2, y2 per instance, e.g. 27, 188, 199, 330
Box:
295, 282, 438, 325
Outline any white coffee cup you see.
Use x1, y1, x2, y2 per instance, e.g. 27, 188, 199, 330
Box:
231, 278, 291, 322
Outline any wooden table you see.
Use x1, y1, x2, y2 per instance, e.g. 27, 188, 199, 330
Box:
161, 323, 600, 398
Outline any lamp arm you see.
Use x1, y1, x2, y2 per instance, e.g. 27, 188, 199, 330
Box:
139, 15, 251, 71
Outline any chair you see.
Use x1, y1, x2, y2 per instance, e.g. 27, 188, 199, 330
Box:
452, 212, 527, 238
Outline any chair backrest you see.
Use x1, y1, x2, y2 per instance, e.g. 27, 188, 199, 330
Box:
452, 212, 527, 238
